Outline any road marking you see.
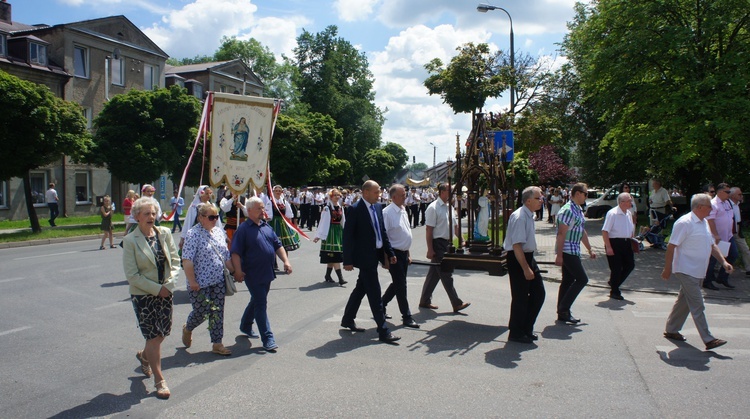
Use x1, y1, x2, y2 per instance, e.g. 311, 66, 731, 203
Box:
60, 266, 101, 273
13, 251, 78, 261
94, 301, 129, 311
0, 326, 31, 337
0, 277, 24, 284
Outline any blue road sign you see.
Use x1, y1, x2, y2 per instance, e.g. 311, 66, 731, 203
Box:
493, 130, 514, 162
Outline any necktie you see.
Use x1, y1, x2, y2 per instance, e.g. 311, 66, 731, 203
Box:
370, 204, 382, 243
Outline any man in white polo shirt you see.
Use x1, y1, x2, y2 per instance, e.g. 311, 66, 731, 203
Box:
661, 193, 730, 350
602, 192, 636, 300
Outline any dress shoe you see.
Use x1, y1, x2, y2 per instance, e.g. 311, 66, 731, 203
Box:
383, 307, 392, 319
379, 333, 401, 343
705, 338, 727, 350
717, 280, 735, 289
341, 321, 365, 332
453, 302, 471, 313
419, 303, 438, 310
609, 294, 624, 300
402, 318, 420, 328
508, 335, 534, 344
745, 271, 750, 277
703, 282, 720, 290
663, 331, 687, 342
324, 275, 334, 283
557, 312, 580, 324
528, 333, 539, 341
338, 279, 348, 286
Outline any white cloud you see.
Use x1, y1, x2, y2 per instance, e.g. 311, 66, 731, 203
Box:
142, 0, 259, 59
334, 0, 381, 22
246, 16, 309, 59
369, 24, 493, 165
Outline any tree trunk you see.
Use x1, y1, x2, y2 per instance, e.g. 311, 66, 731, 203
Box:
22, 171, 42, 233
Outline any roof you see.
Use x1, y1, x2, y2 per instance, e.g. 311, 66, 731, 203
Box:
165, 61, 232, 74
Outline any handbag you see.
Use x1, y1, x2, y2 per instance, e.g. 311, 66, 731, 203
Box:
208, 237, 237, 296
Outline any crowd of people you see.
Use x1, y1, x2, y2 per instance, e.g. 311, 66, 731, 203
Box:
120, 178, 745, 400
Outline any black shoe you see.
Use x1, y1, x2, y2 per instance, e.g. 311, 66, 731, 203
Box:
557, 312, 580, 324
745, 271, 750, 277
341, 321, 365, 332
717, 280, 735, 289
528, 333, 539, 341
324, 275, 334, 283
379, 333, 401, 344
508, 335, 534, 344
402, 318, 420, 328
703, 282, 720, 290
609, 294, 624, 300
383, 309, 392, 320
339, 279, 347, 286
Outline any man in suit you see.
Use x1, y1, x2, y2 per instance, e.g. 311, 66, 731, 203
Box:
341, 180, 400, 343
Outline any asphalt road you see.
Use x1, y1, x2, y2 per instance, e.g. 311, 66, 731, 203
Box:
1, 225, 749, 418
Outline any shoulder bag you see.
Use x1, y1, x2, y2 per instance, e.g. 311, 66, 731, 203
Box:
208, 235, 236, 296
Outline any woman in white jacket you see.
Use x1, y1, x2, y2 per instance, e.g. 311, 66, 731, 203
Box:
313, 188, 347, 285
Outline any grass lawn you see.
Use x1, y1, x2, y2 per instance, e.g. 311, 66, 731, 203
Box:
0, 215, 176, 244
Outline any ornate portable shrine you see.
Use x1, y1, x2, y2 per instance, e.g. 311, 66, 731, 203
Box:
440, 112, 511, 276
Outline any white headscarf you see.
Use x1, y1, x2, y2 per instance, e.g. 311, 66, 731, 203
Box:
183, 185, 222, 232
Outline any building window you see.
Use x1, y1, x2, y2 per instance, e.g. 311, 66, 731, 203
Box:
29, 171, 48, 206
30, 42, 47, 66
144, 64, 157, 89
111, 56, 124, 85
0, 33, 6, 57
193, 84, 203, 99
75, 172, 91, 204
0, 180, 7, 209
81, 107, 93, 129
73, 46, 88, 78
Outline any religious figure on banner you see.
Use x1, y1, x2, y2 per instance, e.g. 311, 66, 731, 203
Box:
231, 117, 250, 160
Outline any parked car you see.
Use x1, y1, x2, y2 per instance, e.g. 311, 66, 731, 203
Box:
585, 182, 688, 219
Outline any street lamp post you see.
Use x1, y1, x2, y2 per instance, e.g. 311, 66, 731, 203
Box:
477, 3, 514, 120
429, 142, 437, 167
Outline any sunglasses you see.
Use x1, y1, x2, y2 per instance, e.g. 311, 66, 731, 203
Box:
204, 215, 219, 221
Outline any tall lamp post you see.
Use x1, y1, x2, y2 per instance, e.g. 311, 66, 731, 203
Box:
429, 142, 437, 167
477, 3, 514, 120
478, 3, 515, 237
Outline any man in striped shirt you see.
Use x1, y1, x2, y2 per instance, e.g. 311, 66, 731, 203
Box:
555, 183, 597, 324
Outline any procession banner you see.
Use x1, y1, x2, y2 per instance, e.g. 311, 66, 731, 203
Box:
209, 92, 279, 194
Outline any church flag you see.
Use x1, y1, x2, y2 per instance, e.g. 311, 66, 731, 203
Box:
209, 92, 278, 194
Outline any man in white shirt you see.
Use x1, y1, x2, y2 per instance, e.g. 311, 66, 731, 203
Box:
602, 193, 635, 300
729, 187, 750, 276
381, 184, 419, 328
703, 183, 737, 290
418, 183, 470, 312
662, 193, 730, 350
649, 179, 672, 224
45, 183, 59, 227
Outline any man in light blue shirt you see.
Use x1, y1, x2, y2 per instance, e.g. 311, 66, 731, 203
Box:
170, 189, 185, 233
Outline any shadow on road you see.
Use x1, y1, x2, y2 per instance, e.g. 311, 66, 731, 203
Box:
306, 330, 382, 359
407, 320, 505, 356
48, 376, 149, 418
657, 342, 733, 371
485, 342, 539, 369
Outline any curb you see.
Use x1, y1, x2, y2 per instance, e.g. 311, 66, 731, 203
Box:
0, 231, 126, 249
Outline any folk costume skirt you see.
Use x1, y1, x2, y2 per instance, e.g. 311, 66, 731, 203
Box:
270, 217, 300, 251
319, 223, 343, 263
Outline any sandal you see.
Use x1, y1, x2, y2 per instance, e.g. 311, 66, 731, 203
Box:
110, 245, 117, 249
136, 350, 152, 377
99, 246, 105, 250
212, 343, 232, 356
155, 380, 171, 399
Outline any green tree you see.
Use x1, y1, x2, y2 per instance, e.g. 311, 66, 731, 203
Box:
293, 25, 384, 183
563, 0, 750, 194
0, 70, 92, 232
215, 36, 298, 105
269, 111, 349, 186
89, 85, 202, 186
424, 43, 508, 115
361, 148, 398, 186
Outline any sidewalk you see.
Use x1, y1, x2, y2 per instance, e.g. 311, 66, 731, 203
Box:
0, 222, 127, 249
534, 217, 750, 303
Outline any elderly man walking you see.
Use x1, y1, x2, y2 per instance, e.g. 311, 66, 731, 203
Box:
602, 192, 636, 300
662, 193, 730, 350
703, 183, 737, 290
504, 186, 546, 344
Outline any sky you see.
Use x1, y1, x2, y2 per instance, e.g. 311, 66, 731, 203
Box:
11, 0, 577, 167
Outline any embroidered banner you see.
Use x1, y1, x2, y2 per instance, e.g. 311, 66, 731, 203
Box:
209, 92, 279, 194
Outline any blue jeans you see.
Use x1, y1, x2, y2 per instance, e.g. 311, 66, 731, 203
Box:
172, 212, 182, 232
240, 281, 274, 348
705, 236, 738, 285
